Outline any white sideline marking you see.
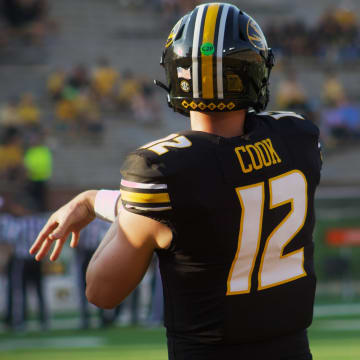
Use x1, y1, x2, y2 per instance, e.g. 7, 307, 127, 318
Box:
0, 336, 104, 351
314, 319, 360, 331
314, 303, 360, 317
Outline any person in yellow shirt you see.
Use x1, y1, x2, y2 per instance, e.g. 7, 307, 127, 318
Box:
17, 94, 41, 128
322, 71, 345, 107
276, 69, 307, 111
47, 69, 66, 101
92, 58, 119, 101
117, 69, 141, 111
0, 98, 20, 127
0, 127, 25, 183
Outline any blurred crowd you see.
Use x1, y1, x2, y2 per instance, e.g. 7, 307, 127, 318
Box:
0, 0, 57, 48
267, 6, 360, 63
0, 125, 52, 212
48, 58, 162, 139
118, 0, 200, 27
0, 57, 164, 204
274, 66, 360, 150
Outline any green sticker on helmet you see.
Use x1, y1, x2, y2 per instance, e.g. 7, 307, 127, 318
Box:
200, 42, 215, 56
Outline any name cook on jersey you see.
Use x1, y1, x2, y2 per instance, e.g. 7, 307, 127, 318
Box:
143, 134, 282, 175
235, 138, 282, 174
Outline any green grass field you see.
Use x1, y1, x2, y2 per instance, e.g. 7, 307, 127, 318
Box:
0, 312, 359, 360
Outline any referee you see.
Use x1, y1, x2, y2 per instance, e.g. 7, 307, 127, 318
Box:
8, 213, 49, 331
0, 214, 17, 329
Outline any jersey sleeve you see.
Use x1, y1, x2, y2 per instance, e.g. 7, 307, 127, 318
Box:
120, 151, 173, 223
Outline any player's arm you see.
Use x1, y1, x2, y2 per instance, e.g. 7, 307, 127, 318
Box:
85, 150, 175, 309
85, 209, 171, 309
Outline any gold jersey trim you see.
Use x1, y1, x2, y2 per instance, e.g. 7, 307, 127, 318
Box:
121, 190, 170, 204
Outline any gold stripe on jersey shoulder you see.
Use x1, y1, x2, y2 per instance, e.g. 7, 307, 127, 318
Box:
121, 190, 170, 204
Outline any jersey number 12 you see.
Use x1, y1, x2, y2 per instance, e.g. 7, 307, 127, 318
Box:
227, 170, 308, 295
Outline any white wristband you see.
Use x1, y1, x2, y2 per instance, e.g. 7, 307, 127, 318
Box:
94, 190, 121, 222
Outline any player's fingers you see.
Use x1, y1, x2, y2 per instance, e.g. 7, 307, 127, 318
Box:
35, 237, 54, 261
30, 221, 58, 255
70, 232, 80, 248
49, 217, 72, 240
50, 238, 66, 262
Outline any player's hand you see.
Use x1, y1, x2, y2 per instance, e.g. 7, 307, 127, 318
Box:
29, 190, 97, 262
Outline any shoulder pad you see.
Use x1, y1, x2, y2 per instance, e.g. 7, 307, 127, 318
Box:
139, 133, 192, 156
258, 111, 305, 121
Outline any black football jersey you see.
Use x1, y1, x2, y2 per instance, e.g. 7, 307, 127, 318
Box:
120, 111, 321, 346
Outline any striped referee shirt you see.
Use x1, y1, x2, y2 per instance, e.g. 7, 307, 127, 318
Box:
8, 214, 49, 259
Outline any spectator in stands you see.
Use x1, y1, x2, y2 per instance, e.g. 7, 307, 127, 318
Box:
0, 97, 20, 127
320, 96, 360, 146
117, 69, 142, 112
265, 6, 359, 62
0, 126, 25, 183
47, 69, 66, 101
2, 0, 52, 45
67, 64, 90, 92
321, 71, 346, 107
74, 90, 104, 142
91, 57, 119, 106
275, 69, 308, 113
23, 128, 52, 211
54, 87, 78, 134
17, 93, 41, 129
316, 6, 359, 62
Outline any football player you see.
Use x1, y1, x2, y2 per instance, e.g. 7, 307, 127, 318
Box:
30, 3, 321, 359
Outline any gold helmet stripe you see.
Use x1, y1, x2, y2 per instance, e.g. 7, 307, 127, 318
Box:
216, 4, 230, 99
201, 4, 220, 99
192, 4, 206, 99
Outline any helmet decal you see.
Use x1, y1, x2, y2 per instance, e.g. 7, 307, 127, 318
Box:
247, 18, 267, 50
200, 42, 215, 56
165, 18, 182, 48
180, 80, 191, 93
177, 67, 191, 80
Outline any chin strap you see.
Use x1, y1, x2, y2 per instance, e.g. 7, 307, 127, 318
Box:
154, 79, 170, 93
154, 79, 173, 110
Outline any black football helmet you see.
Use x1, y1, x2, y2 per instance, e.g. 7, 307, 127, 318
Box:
155, 3, 275, 116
